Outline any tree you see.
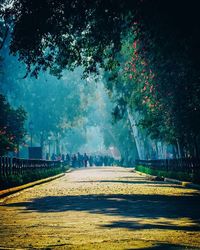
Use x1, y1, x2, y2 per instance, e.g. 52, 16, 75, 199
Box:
1, 0, 139, 76
0, 94, 26, 155
103, 14, 200, 158
1, 0, 200, 158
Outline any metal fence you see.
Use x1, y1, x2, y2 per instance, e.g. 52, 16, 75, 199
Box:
135, 158, 200, 173
0, 156, 61, 177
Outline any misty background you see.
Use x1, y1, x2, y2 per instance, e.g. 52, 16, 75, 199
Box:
0, 40, 137, 165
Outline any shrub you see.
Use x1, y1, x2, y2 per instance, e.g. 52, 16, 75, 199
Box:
135, 165, 200, 183
0, 164, 70, 190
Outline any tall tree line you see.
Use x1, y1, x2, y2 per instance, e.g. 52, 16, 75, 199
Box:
1, 0, 200, 159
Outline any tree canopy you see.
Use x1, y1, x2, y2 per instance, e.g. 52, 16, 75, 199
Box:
1, 0, 200, 158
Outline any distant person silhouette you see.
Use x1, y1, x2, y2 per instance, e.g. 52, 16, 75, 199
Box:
83, 153, 88, 167
72, 154, 77, 167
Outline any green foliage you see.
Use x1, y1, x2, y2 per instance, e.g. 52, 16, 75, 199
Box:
2, 0, 137, 77
135, 165, 200, 183
0, 52, 90, 150
1, 0, 200, 158
0, 94, 26, 155
103, 4, 200, 157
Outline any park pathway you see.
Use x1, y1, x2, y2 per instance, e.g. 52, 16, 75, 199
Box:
0, 166, 200, 249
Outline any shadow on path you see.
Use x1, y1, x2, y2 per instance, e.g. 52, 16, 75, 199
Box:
4, 193, 200, 232
128, 242, 200, 250
75, 180, 185, 187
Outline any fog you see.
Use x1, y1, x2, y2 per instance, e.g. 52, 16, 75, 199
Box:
0, 41, 138, 164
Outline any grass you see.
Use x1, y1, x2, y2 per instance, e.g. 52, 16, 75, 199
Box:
135, 165, 200, 183
0, 164, 70, 190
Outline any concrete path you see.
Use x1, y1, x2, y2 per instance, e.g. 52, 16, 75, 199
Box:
0, 166, 200, 249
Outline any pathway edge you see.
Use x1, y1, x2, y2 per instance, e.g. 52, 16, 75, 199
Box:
135, 169, 200, 190
0, 168, 73, 200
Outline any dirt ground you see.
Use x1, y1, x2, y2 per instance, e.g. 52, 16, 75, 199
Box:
0, 166, 200, 250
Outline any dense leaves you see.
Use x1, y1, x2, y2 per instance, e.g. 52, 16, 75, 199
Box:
103, 1, 200, 157
1, 0, 200, 158
1, 0, 139, 77
0, 94, 26, 155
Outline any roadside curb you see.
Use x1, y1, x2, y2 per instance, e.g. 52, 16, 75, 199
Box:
164, 178, 200, 190
134, 170, 164, 181
163, 177, 182, 185
181, 182, 200, 190
135, 170, 200, 190
0, 168, 73, 200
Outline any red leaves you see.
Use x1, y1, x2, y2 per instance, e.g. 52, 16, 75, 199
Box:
133, 41, 137, 49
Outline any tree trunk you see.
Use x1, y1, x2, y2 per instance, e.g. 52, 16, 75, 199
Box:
127, 109, 144, 159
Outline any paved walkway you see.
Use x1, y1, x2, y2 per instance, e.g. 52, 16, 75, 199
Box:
0, 167, 200, 249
